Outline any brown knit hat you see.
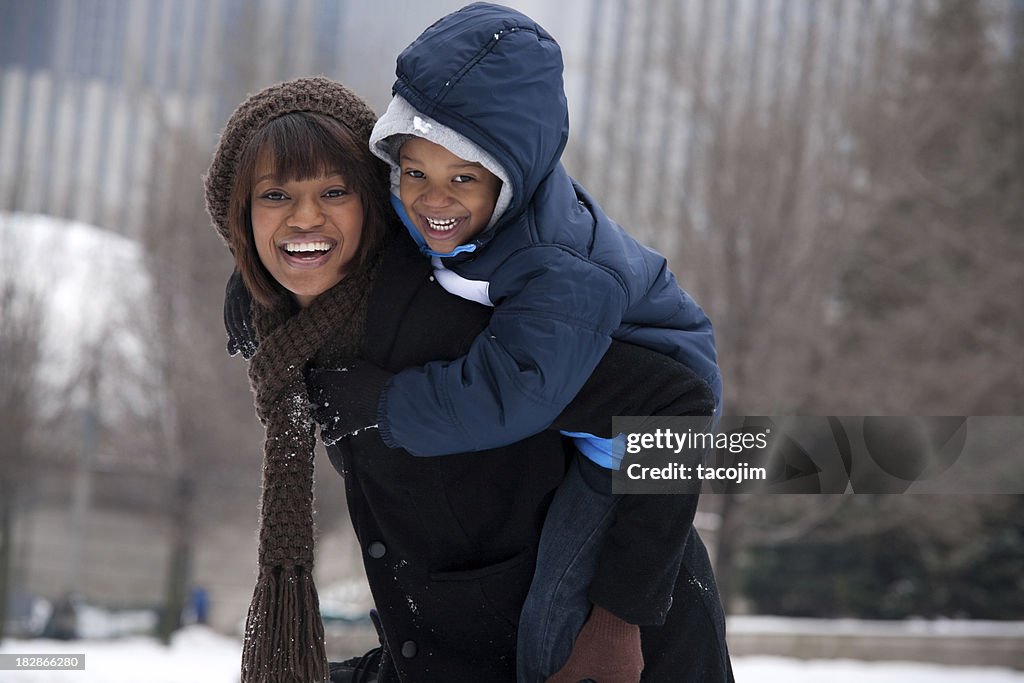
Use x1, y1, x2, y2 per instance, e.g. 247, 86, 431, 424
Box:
204, 76, 379, 247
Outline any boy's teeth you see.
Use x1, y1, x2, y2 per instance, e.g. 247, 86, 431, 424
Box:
284, 241, 331, 253
426, 217, 457, 231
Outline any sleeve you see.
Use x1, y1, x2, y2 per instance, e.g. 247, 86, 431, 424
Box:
548, 341, 714, 437
550, 342, 715, 626
588, 493, 703, 626
378, 245, 629, 456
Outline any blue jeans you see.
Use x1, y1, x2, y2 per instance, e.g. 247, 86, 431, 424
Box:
517, 452, 621, 682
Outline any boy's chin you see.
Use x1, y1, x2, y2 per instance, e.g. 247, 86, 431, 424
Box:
422, 235, 457, 254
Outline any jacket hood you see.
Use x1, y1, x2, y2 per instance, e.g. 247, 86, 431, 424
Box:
390, 2, 569, 230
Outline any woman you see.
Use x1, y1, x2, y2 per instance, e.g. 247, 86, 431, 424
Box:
205, 77, 732, 682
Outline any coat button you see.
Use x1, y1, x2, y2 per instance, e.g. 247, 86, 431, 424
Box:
401, 640, 417, 658
367, 541, 386, 559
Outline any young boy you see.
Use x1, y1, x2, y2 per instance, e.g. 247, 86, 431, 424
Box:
316, 3, 724, 680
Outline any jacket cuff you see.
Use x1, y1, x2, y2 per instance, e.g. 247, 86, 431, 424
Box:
376, 380, 400, 449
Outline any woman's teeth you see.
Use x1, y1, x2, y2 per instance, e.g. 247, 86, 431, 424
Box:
284, 241, 332, 253
426, 217, 457, 231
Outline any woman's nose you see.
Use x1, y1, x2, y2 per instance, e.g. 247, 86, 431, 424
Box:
289, 197, 325, 229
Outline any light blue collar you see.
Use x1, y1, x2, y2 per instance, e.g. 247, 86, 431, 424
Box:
391, 194, 478, 258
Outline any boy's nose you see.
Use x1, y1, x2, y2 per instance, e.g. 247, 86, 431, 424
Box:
421, 184, 452, 207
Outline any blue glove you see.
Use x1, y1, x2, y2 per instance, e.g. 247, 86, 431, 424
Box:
306, 361, 393, 446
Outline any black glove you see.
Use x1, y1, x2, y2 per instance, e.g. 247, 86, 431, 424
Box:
224, 270, 259, 359
306, 361, 393, 446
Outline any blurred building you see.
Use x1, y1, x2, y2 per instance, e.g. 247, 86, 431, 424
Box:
0, 0, 361, 235
1, 0, 1017, 242
0, 0, 558, 236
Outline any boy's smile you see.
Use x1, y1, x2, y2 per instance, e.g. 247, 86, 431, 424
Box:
399, 137, 502, 253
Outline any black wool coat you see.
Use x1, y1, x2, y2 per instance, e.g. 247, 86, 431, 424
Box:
314, 235, 733, 682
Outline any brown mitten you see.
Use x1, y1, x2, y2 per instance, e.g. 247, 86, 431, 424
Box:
544, 605, 644, 683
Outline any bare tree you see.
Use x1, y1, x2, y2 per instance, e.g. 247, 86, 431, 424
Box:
134, 113, 247, 641
0, 226, 45, 641
719, 0, 1023, 610
568, 0, 1022, 611
836, 0, 1024, 414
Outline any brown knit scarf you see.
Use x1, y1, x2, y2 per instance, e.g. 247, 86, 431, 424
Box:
240, 262, 374, 683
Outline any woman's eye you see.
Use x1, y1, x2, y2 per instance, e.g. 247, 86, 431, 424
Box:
324, 188, 349, 199
261, 190, 287, 201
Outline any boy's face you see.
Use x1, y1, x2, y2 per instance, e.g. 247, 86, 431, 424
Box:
399, 137, 502, 253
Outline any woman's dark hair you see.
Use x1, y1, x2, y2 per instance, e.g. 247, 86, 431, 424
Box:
227, 111, 390, 308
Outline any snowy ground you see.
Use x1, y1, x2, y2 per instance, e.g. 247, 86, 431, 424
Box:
2, 627, 1024, 682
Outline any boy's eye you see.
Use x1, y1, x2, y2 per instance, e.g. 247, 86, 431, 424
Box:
453, 175, 475, 184
403, 169, 425, 179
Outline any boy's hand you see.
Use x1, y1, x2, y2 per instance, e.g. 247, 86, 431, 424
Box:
545, 605, 643, 683
224, 270, 258, 359
306, 362, 392, 446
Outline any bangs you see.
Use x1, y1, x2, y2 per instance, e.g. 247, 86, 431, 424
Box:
251, 112, 359, 183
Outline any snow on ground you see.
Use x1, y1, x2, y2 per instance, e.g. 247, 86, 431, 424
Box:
2, 627, 1024, 683
0, 627, 239, 683
729, 614, 1024, 637
732, 657, 1024, 682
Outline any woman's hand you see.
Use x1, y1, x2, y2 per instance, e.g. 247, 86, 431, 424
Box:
306, 361, 393, 445
545, 605, 644, 683
224, 270, 258, 359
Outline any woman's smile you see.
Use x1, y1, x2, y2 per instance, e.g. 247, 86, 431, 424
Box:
278, 237, 339, 269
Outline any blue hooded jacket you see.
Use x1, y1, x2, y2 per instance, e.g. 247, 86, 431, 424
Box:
377, 2, 721, 456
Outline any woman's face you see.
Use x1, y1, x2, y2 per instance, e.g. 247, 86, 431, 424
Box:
250, 155, 363, 308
